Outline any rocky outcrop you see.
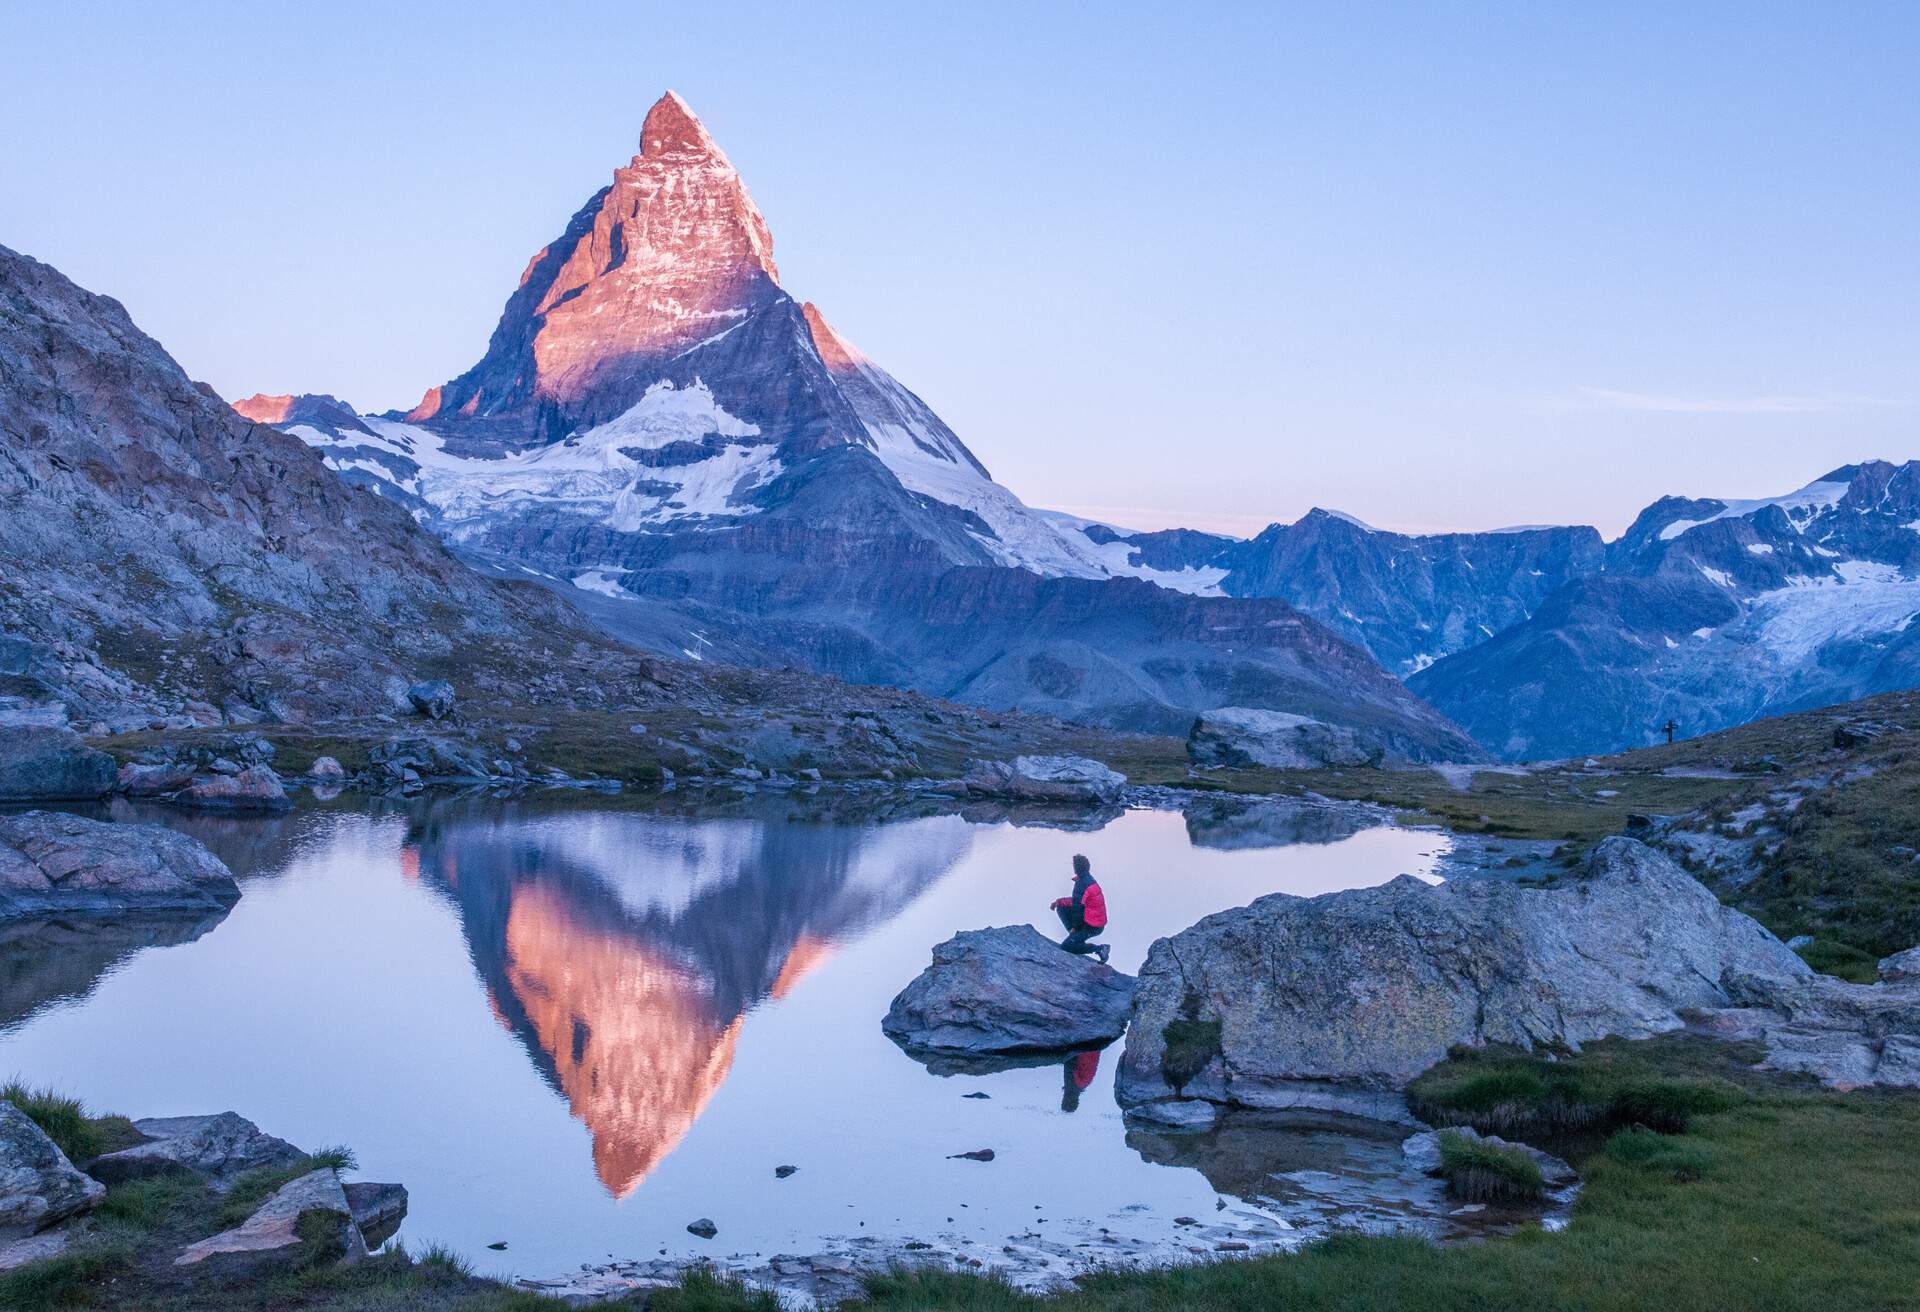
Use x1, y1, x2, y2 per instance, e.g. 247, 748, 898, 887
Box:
0, 1101, 104, 1240
882, 925, 1136, 1056
175, 765, 292, 813
1878, 947, 1920, 983
0, 240, 589, 731
1699, 952, 1920, 1089
0, 812, 239, 920
1116, 838, 1809, 1125
961, 755, 1125, 805
1188, 707, 1382, 770
86, 1113, 303, 1191
175, 1167, 367, 1267
0, 727, 115, 801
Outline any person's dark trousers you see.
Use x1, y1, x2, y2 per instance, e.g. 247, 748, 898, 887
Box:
1055, 904, 1100, 956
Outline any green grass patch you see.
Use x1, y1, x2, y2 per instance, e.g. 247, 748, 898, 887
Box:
1793, 938, 1882, 984
1605, 1128, 1713, 1182
1435, 1130, 1545, 1203
0, 1231, 137, 1310
96, 1173, 213, 1232
1407, 1038, 1748, 1138
647, 1266, 782, 1311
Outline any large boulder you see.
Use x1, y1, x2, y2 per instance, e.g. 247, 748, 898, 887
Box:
1187, 707, 1379, 770
406, 680, 455, 721
0, 1101, 104, 1240
961, 756, 1125, 805
882, 925, 1136, 1056
0, 812, 239, 921
86, 1112, 304, 1191
0, 726, 115, 801
1116, 837, 1811, 1124
175, 1167, 366, 1267
176, 764, 291, 813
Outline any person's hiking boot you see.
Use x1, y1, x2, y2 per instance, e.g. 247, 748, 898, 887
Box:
1095, 943, 1111, 965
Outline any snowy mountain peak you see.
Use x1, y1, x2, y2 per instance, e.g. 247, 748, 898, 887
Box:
401, 90, 779, 433
640, 89, 724, 161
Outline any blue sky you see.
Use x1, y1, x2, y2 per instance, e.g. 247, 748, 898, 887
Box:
4, 1, 1915, 535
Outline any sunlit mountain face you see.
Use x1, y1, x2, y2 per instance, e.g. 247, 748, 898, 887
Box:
405, 806, 971, 1194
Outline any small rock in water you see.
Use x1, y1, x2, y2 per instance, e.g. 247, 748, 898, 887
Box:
487, 1241, 508, 1250
962, 1092, 991, 1100
774, 1165, 798, 1179
949, 1149, 995, 1162
686, 1218, 717, 1239
1216, 1241, 1250, 1252
1174, 1216, 1197, 1226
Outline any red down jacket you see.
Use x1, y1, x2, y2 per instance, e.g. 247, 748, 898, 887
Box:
1078, 879, 1108, 929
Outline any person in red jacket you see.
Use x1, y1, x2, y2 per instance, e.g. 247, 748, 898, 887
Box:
1051, 854, 1110, 964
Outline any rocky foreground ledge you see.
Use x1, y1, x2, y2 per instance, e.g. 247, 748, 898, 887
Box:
0, 1103, 405, 1274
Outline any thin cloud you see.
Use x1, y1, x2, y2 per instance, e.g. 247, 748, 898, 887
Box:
1578, 386, 1904, 415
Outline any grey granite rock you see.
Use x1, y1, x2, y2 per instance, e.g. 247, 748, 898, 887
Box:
0, 1101, 104, 1240
0, 813, 238, 921
87, 1112, 304, 1191
0, 727, 114, 802
1116, 837, 1810, 1121
1188, 707, 1382, 769
883, 925, 1136, 1055
961, 756, 1125, 805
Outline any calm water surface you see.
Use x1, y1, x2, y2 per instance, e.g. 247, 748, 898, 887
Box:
0, 794, 1446, 1281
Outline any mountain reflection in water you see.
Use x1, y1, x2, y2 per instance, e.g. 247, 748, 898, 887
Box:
404, 808, 972, 1195
0, 796, 1450, 1281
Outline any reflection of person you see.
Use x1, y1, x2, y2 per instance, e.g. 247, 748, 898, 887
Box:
1061, 1048, 1100, 1113
1050, 853, 1110, 964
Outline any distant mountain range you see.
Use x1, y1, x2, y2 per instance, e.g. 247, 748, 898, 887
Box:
227, 92, 1918, 761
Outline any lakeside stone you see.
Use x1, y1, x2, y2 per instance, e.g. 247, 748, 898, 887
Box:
87, 1112, 304, 1192
176, 765, 292, 813
1116, 837, 1811, 1121
0, 726, 115, 802
961, 756, 1125, 805
0, 1101, 104, 1240
0, 812, 239, 921
883, 925, 1136, 1055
